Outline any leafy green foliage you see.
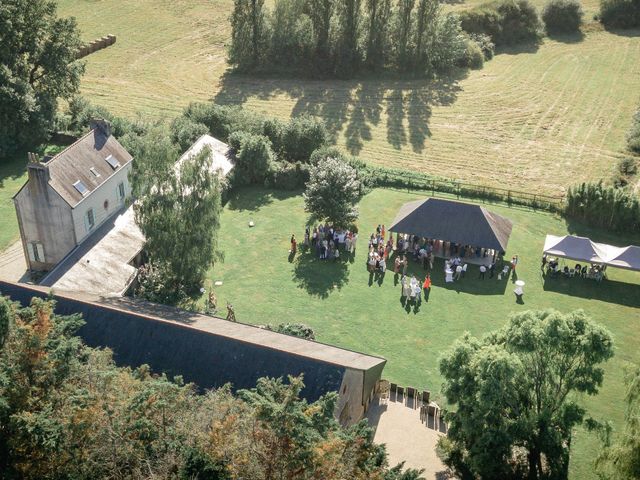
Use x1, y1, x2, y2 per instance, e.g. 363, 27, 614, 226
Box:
459, 38, 485, 69
131, 127, 223, 298
599, 0, 640, 28
439, 309, 614, 479
565, 181, 640, 232
170, 115, 210, 152
304, 157, 364, 226
0, 297, 412, 478
595, 365, 640, 480
0, 0, 84, 157
627, 107, 640, 154
459, 0, 542, 46
228, 0, 471, 76
229, 132, 276, 185
542, 0, 584, 34
265, 323, 316, 340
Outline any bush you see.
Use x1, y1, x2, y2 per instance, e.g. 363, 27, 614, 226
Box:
268, 161, 310, 190
618, 156, 638, 176
182, 103, 262, 141
565, 181, 640, 232
599, 0, 640, 28
469, 33, 496, 59
229, 133, 276, 185
264, 323, 316, 340
627, 108, 640, 154
459, 40, 485, 68
310, 146, 348, 164
542, 0, 584, 33
459, 0, 542, 46
170, 116, 209, 152
281, 115, 329, 163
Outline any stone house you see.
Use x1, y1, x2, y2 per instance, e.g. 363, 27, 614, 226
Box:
13, 120, 133, 271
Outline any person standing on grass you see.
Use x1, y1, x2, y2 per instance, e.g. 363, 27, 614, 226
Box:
479, 264, 487, 279
511, 255, 519, 271
541, 254, 548, 271
290, 234, 297, 254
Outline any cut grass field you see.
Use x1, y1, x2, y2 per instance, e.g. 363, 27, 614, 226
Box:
208, 186, 640, 480
57, 0, 640, 195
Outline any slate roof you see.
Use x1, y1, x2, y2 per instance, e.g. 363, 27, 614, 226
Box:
389, 198, 514, 251
0, 281, 386, 401
43, 128, 133, 207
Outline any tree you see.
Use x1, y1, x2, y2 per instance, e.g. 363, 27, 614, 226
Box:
365, 0, 394, 70
595, 365, 640, 480
542, 0, 583, 34
0, 0, 84, 157
393, 0, 415, 70
438, 309, 614, 479
305, 0, 336, 64
228, 0, 270, 71
229, 132, 276, 184
303, 157, 363, 227
334, 0, 364, 75
131, 128, 223, 299
412, 0, 440, 71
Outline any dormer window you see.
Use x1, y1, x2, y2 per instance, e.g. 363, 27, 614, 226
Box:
90, 167, 101, 177
105, 154, 120, 170
73, 180, 89, 196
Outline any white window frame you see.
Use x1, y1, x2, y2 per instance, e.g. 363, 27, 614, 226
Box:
27, 242, 45, 263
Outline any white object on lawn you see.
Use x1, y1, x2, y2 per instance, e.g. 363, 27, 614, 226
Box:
214, 281, 223, 286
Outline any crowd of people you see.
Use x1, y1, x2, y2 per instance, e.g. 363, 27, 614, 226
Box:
290, 224, 359, 261
542, 254, 606, 281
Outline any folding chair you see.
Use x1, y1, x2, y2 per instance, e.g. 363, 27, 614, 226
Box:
426, 402, 441, 431
406, 387, 418, 408
421, 390, 431, 406
390, 382, 397, 401
396, 386, 405, 403
378, 380, 390, 404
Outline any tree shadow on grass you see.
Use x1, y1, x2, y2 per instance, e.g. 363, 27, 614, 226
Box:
225, 187, 301, 212
496, 42, 540, 56
214, 70, 466, 156
292, 251, 350, 299
542, 274, 640, 308
546, 31, 585, 43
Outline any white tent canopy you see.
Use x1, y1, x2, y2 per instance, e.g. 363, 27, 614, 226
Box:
543, 235, 640, 272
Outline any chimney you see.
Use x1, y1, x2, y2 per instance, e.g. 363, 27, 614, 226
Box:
27, 152, 51, 197
89, 118, 112, 137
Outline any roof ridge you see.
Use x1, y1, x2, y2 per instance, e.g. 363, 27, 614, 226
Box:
45, 129, 96, 166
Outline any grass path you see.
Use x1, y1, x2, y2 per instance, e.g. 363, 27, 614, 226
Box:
57, 0, 640, 195
208, 186, 640, 480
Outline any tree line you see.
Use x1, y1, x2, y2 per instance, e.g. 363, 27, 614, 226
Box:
228, 0, 485, 77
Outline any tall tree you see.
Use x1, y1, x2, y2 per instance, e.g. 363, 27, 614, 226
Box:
439, 309, 614, 479
334, 0, 363, 75
131, 128, 223, 298
596, 365, 640, 480
393, 0, 415, 71
303, 157, 363, 227
228, 0, 270, 71
365, 0, 394, 70
412, 0, 439, 71
305, 0, 336, 65
0, 0, 84, 158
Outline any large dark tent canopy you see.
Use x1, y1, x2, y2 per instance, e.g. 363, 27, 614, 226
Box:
389, 198, 513, 251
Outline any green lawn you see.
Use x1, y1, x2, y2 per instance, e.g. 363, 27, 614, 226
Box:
0, 157, 27, 251
208, 186, 640, 479
56, 0, 640, 195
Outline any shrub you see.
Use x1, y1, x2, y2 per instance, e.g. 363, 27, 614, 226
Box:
268, 161, 310, 190
170, 116, 209, 152
264, 323, 316, 340
618, 156, 638, 176
230, 133, 276, 185
310, 146, 348, 164
542, 0, 584, 33
627, 107, 640, 153
469, 33, 496, 59
182, 103, 262, 141
281, 115, 329, 163
459, 0, 542, 46
459, 39, 485, 68
565, 181, 640, 232
599, 0, 640, 28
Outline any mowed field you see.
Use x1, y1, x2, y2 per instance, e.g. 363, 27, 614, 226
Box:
56, 0, 640, 195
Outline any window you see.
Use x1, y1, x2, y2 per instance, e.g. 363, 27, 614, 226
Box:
118, 182, 125, 200
27, 242, 45, 263
90, 167, 101, 178
105, 154, 120, 170
86, 208, 95, 230
73, 180, 89, 196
